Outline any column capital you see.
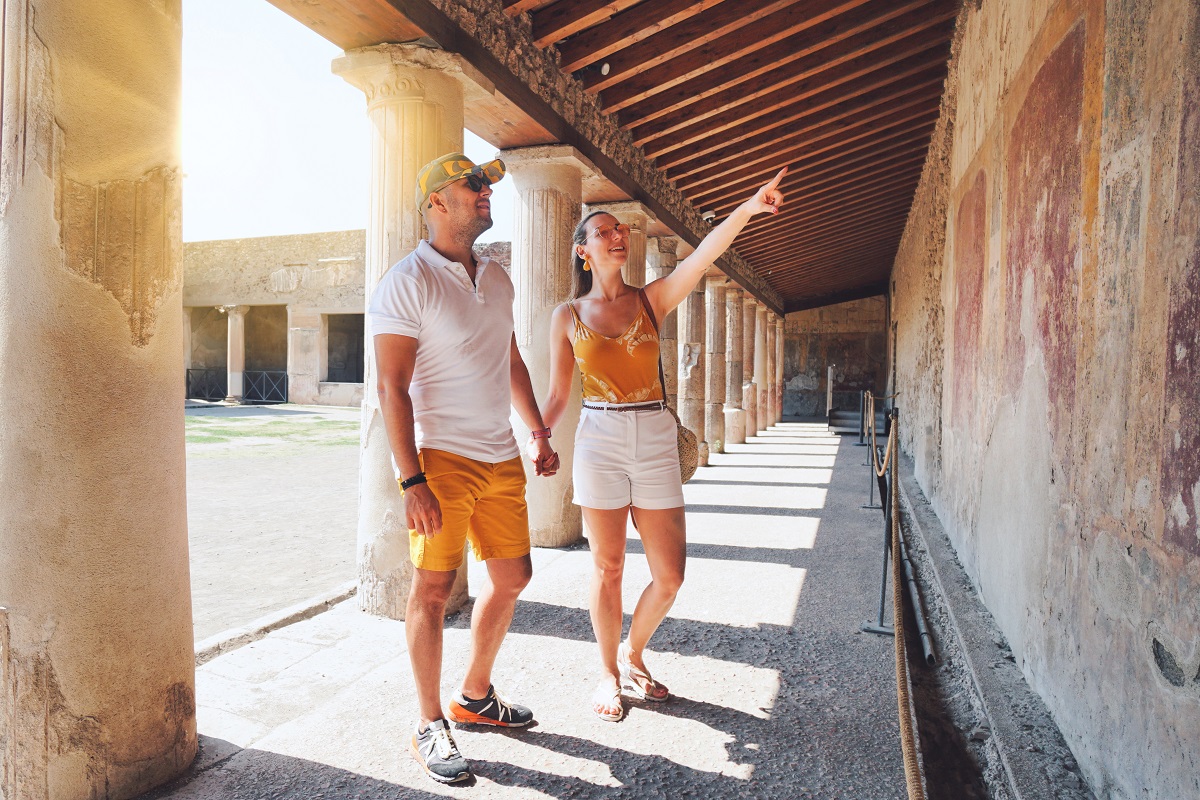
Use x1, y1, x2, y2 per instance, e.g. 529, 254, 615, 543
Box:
501, 144, 597, 176
586, 200, 653, 223
333, 44, 491, 110
218, 304, 249, 318
727, 285, 745, 300
705, 274, 728, 287
649, 235, 679, 257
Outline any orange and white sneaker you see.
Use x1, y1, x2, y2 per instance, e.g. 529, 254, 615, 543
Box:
448, 684, 534, 728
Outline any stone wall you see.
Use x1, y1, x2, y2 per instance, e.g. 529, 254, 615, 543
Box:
890, 1, 1200, 797
782, 297, 887, 417
184, 230, 366, 309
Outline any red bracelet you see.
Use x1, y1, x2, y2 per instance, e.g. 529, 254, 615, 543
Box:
531, 427, 552, 439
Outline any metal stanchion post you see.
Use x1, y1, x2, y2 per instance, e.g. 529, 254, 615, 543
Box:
855, 389, 869, 447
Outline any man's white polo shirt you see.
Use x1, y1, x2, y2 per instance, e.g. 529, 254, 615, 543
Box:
368, 239, 519, 465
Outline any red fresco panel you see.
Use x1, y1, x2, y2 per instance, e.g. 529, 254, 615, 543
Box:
953, 169, 987, 426
1161, 62, 1200, 557
1003, 23, 1085, 444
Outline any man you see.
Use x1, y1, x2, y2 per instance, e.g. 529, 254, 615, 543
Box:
367, 153, 559, 784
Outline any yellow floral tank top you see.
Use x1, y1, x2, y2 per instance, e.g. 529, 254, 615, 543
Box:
568, 297, 664, 404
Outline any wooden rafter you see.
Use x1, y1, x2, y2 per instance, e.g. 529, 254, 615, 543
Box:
530, 0, 642, 48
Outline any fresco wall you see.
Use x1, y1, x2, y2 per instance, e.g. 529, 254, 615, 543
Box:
890, 0, 1200, 796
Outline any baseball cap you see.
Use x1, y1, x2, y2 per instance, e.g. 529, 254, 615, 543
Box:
415, 153, 506, 215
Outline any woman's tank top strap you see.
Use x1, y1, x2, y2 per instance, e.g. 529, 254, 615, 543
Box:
569, 293, 663, 404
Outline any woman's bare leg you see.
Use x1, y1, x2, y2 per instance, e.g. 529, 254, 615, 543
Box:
583, 505, 632, 717
624, 505, 686, 695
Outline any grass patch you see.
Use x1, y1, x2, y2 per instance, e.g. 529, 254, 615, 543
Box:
186, 415, 360, 447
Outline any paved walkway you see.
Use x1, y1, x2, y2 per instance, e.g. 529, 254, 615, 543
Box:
152, 422, 907, 799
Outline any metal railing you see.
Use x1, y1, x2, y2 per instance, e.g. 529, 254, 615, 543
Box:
243, 370, 288, 404
186, 368, 226, 401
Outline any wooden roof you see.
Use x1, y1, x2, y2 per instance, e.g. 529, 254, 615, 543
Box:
266, 0, 957, 312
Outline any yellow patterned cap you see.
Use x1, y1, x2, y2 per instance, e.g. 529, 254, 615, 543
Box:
415, 153, 506, 215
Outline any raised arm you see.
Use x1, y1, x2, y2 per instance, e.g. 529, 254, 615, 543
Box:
644, 166, 787, 320
540, 303, 578, 432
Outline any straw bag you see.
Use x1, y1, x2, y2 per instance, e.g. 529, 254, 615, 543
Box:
638, 290, 699, 483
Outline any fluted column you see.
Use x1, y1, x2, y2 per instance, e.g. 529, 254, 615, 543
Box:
766, 312, 778, 428
505, 145, 589, 547
678, 284, 708, 465
775, 313, 786, 422
221, 304, 248, 403
704, 275, 727, 454
336, 45, 471, 618
646, 236, 679, 407
742, 295, 758, 437
588, 200, 650, 287
724, 287, 746, 445
755, 304, 769, 432
0, 2, 196, 796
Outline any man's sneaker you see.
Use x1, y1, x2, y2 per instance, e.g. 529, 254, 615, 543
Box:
448, 684, 534, 728
410, 719, 471, 784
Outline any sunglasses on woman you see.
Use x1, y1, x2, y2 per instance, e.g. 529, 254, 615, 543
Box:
587, 223, 631, 241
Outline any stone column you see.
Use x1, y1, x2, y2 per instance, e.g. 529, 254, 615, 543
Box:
677, 285, 708, 465
742, 295, 758, 437
724, 287, 746, 445
704, 275, 727, 455
766, 312, 778, 428
336, 45, 475, 618
183, 307, 193, 373
287, 307, 323, 404
588, 200, 650, 286
505, 145, 589, 547
775, 313, 786, 423
755, 304, 769, 432
646, 236, 679, 407
221, 304, 248, 403
0, 2, 196, 797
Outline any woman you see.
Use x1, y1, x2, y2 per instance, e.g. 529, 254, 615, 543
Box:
538, 168, 787, 721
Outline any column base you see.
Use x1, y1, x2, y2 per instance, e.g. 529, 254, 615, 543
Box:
724, 407, 746, 445
697, 441, 710, 467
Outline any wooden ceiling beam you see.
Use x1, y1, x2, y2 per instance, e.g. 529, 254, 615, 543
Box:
670, 83, 942, 188
504, 0, 546, 16
609, 0, 936, 113
686, 115, 936, 217
769, 249, 895, 293
555, 0, 727, 70
736, 166, 925, 235
582, 0, 874, 91
742, 201, 912, 252
644, 44, 949, 161
612, 0, 948, 118
741, 214, 911, 264
783, 283, 889, 313
703, 141, 931, 220
530, 0, 643, 49
687, 127, 933, 211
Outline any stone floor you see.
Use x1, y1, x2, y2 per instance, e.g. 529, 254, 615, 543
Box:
151, 421, 913, 799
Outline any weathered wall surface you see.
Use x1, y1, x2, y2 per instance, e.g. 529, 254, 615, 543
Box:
782, 297, 887, 417
891, 0, 1200, 797
183, 230, 366, 309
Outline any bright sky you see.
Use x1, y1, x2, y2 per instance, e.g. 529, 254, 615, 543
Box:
182, 0, 515, 244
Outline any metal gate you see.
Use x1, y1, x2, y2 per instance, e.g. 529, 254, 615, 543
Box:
243, 370, 288, 404
186, 368, 227, 401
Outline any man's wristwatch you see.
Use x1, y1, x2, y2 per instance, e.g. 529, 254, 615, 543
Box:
400, 472, 427, 490
531, 427, 552, 440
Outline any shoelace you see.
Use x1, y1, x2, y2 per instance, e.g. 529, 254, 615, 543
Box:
426, 727, 461, 761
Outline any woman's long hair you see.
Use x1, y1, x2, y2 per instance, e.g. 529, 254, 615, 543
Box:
570, 210, 612, 299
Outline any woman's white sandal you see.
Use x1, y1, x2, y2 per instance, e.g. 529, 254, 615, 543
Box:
618, 644, 669, 702
593, 682, 625, 722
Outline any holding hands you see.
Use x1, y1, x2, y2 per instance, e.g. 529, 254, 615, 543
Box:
527, 433, 560, 477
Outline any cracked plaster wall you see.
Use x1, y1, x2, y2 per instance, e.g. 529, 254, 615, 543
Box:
0, 1, 196, 797
890, 0, 1200, 797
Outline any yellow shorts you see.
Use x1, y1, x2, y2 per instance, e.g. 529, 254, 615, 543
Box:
402, 448, 530, 571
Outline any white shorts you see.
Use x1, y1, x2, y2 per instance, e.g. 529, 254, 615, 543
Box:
572, 405, 686, 510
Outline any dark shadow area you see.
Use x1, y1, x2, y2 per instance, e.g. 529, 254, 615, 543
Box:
625, 537, 815, 568
138, 736, 462, 799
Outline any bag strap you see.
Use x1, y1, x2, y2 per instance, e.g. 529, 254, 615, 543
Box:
638, 289, 672, 409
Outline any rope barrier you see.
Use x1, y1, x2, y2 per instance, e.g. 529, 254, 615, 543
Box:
865, 393, 927, 800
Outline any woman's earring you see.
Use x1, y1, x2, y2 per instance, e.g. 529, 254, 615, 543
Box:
583, 259, 591, 272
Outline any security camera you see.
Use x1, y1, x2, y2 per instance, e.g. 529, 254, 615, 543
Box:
701, 210, 716, 223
